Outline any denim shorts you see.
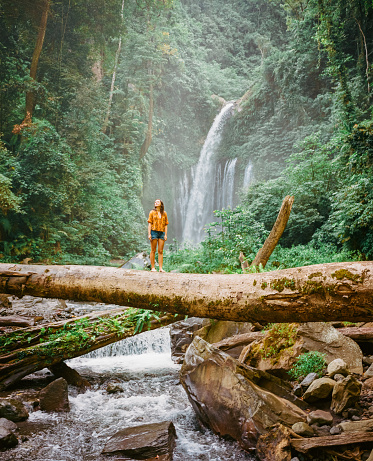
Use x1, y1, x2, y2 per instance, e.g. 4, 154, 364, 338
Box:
151, 230, 165, 240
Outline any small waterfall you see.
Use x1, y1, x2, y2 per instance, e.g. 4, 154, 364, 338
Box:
221, 158, 237, 208
182, 102, 234, 244
243, 162, 253, 189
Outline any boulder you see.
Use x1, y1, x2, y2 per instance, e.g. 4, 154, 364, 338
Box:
0, 418, 18, 450
364, 363, 373, 378
169, 317, 210, 363
0, 399, 29, 422
297, 323, 363, 374
106, 381, 123, 394
330, 375, 362, 414
121, 252, 151, 270
241, 322, 363, 378
256, 424, 293, 461
327, 359, 349, 377
306, 410, 333, 426
102, 421, 177, 459
180, 337, 307, 450
302, 378, 336, 403
299, 372, 318, 389
39, 377, 70, 412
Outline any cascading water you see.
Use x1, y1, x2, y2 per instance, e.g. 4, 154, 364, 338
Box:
3, 322, 254, 461
221, 157, 237, 209
182, 102, 235, 244
243, 162, 253, 189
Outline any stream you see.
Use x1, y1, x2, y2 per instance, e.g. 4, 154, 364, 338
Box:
2, 327, 256, 460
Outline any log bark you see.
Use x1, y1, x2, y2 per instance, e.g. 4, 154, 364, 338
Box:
0, 261, 372, 324
0, 316, 35, 327
212, 332, 264, 351
290, 432, 373, 452
336, 327, 373, 342
25, 0, 51, 120
251, 195, 294, 268
0, 306, 185, 390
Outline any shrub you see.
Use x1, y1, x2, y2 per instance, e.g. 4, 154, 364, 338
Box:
288, 351, 327, 381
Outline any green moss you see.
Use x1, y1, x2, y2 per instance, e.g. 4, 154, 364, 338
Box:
253, 280, 257, 286
331, 269, 361, 282
270, 277, 296, 292
261, 281, 268, 290
308, 272, 322, 279
255, 323, 298, 361
301, 280, 325, 295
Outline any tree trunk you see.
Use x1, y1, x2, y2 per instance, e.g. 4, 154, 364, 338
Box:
0, 261, 372, 324
0, 305, 185, 390
251, 195, 294, 268
102, 0, 125, 134
139, 83, 154, 159
25, 0, 51, 120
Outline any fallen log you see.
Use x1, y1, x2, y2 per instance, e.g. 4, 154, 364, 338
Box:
336, 327, 373, 342
212, 332, 265, 350
0, 306, 185, 390
0, 261, 372, 324
0, 315, 35, 327
290, 432, 373, 453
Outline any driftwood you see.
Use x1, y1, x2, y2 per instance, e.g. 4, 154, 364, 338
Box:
0, 261, 372, 324
212, 332, 265, 350
251, 195, 294, 268
0, 306, 185, 390
336, 327, 373, 342
290, 432, 373, 452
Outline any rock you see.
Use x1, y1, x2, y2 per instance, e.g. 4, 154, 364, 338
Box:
256, 424, 293, 461
330, 375, 362, 414
364, 363, 373, 378
242, 322, 363, 378
302, 378, 336, 403
0, 399, 29, 422
330, 425, 341, 435
102, 421, 177, 459
39, 377, 70, 412
293, 384, 302, 397
311, 424, 332, 437
338, 419, 373, 433
121, 252, 151, 270
334, 373, 345, 382
297, 323, 363, 375
291, 458, 300, 461
291, 422, 314, 437
0, 418, 18, 450
363, 377, 373, 390
169, 318, 210, 363
300, 372, 318, 388
307, 410, 333, 426
363, 356, 373, 366
106, 381, 123, 394
180, 337, 307, 450
327, 358, 349, 377
367, 449, 373, 461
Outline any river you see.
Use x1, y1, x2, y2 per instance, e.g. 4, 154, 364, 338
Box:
2, 327, 256, 460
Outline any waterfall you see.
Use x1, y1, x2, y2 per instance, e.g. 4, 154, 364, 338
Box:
182, 102, 234, 244
221, 158, 237, 208
243, 162, 253, 189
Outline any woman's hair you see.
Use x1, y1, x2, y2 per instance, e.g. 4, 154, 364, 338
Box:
154, 199, 164, 214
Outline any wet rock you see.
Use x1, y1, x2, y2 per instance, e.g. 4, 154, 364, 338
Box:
180, 337, 307, 450
311, 424, 332, 437
0, 418, 18, 450
307, 410, 333, 426
0, 399, 29, 422
330, 375, 362, 414
327, 358, 349, 377
334, 373, 345, 382
338, 419, 373, 433
169, 317, 210, 364
291, 422, 314, 437
256, 424, 292, 461
39, 377, 70, 412
293, 384, 302, 397
121, 252, 151, 270
49, 361, 91, 390
102, 421, 177, 459
106, 381, 123, 394
302, 378, 336, 403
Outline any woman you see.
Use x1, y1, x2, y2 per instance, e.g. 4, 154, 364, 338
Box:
148, 199, 168, 272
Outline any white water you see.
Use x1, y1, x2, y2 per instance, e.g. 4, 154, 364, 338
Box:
4, 327, 254, 461
182, 102, 235, 244
220, 157, 237, 210
243, 162, 253, 189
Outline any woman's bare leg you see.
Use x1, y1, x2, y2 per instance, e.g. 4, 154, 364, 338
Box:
158, 238, 165, 271
150, 238, 158, 271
